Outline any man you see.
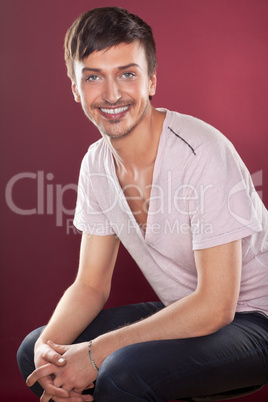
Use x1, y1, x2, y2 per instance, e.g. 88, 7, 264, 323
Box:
17, 7, 268, 402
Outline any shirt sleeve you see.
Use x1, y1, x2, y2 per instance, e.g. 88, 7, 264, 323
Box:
73, 153, 115, 236
185, 139, 263, 250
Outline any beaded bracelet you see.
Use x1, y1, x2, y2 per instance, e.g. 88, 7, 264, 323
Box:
88, 340, 99, 371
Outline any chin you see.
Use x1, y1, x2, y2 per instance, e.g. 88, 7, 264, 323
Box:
100, 120, 137, 139
102, 128, 133, 139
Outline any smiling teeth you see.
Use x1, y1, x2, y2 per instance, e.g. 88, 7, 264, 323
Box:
100, 106, 129, 114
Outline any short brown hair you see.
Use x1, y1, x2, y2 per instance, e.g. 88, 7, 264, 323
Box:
64, 7, 157, 81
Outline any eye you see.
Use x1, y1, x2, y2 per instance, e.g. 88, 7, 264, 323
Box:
121, 72, 136, 79
86, 75, 100, 82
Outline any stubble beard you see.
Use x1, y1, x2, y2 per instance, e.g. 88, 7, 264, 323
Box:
83, 99, 149, 140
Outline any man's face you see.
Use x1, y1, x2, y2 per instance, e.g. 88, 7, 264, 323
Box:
72, 41, 156, 139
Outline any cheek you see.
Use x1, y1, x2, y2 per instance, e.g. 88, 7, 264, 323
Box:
122, 79, 149, 98
80, 84, 100, 105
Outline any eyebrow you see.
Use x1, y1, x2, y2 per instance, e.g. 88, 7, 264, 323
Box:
118, 63, 141, 71
81, 63, 141, 74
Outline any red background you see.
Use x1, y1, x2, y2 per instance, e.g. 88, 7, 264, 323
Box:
0, 0, 267, 400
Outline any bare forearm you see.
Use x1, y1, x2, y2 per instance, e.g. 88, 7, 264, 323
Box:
93, 290, 233, 367
37, 281, 108, 346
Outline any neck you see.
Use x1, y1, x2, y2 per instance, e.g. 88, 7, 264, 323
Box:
106, 107, 166, 175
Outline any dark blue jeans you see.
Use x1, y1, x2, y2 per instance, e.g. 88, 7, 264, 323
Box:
17, 302, 268, 402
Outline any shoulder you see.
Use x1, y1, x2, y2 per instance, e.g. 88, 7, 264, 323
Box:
87, 138, 108, 160
167, 110, 232, 151
161, 110, 239, 164
81, 138, 112, 173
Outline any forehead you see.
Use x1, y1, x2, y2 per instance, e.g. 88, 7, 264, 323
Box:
74, 41, 148, 75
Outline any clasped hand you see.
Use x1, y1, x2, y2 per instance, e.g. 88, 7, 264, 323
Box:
26, 340, 97, 402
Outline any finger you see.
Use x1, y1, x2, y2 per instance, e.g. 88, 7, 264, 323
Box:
70, 388, 94, 402
73, 383, 94, 393
26, 364, 55, 387
40, 390, 54, 402
53, 381, 73, 394
42, 344, 66, 366
52, 393, 88, 402
86, 383, 95, 389
69, 390, 93, 402
50, 393, 93, 402
47, 340, 69, 355
39, 381, 69, 399
39, 377, 70, 399
27, 367, 69, 399
79, 395, 94, 402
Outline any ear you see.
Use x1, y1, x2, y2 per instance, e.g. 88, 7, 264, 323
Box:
149, 72, 157, 97
71, 81, 81, 103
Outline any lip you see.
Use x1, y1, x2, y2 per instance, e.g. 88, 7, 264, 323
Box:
98, 105, 131, 120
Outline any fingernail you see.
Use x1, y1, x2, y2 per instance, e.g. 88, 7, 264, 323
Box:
58, 357, 65, 363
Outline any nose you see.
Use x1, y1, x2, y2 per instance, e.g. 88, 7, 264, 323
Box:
103, 78, 122, 104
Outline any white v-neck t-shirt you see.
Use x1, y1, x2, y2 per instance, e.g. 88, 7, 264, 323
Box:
74, 109, 268, 315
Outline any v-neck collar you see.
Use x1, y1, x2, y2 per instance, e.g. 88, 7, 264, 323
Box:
107, 109, 170, 243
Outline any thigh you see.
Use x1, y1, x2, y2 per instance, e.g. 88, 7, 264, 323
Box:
94, 312, 268, 402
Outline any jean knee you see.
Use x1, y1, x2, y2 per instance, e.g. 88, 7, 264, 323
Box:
94, 346, 156, 402
17, 327, 44, 379
17, 327, 45, 397
94, 349, 133, 401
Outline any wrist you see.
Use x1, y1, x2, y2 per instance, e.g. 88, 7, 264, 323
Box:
88, 336, 110, 370
88, 340, 99, 371
34, 337, 46, 352
92, 330, 126, 366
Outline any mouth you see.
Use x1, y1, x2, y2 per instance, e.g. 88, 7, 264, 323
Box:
98, 105, 131, 120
